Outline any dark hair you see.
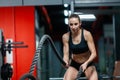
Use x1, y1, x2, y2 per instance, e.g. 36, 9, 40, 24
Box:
68, 14, 81, 22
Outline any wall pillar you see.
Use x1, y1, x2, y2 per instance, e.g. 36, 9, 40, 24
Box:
113, 7, 120, 80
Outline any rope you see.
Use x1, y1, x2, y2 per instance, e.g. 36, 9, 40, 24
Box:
29, 34, 66, 74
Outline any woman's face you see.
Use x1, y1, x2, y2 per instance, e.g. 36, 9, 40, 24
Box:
68, 17, 81, 33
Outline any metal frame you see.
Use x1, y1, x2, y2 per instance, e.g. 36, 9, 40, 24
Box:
0, 0, 120, 7
70, 0, 120, 15
74, 0, 120, 7
49, 75, 120, 80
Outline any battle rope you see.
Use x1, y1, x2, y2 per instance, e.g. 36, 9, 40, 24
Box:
29, 34, 66, 74
76, 68, 83, 80
20, 34, 66, 80
20, 73, 36, 80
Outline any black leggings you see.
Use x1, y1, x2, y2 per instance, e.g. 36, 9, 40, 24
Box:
70, 59, 94, 71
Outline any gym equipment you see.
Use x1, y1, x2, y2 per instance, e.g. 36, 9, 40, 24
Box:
20, 34, 66, 80
0, 29, 13, 80
1, 63, 13, 80
76, 68, 83, 80
19, 73, 36, 80
0, 29, 4, 80
0, 29, 28, 80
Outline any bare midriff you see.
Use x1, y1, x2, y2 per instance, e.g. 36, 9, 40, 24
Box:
72, 51, 91, 63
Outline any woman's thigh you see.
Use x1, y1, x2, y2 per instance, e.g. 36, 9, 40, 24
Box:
64, 66, 78, 80
84, 66, 98, 80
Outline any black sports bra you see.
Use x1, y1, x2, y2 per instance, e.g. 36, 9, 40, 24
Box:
69, 29, 89, 54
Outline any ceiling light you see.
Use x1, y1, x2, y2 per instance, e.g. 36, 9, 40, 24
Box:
70, 12, 96, 21
64, 10, 69, 16
64, 4, 69, 8
79, 14, 96, 21
64, 18, 68, 25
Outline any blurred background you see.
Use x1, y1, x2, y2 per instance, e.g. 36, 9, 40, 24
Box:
0, 0, 120, 80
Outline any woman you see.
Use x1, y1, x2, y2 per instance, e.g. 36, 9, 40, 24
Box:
62, 14, 98, 80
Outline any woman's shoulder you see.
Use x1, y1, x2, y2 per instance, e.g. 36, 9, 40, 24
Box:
62, 32, 70, 41
62, 32, 70, 37
83, 28, 93, 41
83, 28, 91, 36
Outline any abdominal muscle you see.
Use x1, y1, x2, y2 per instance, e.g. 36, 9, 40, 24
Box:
71, 51, 91, 63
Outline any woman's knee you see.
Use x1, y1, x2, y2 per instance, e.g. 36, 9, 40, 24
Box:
63, 67, 78, 80
89, 70, 98, 80
85, 66, 98, 80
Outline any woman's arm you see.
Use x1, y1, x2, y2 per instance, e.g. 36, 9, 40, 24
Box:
84, 30, 97, 65
80, 30, 97, 71
62, 33, 70, 68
